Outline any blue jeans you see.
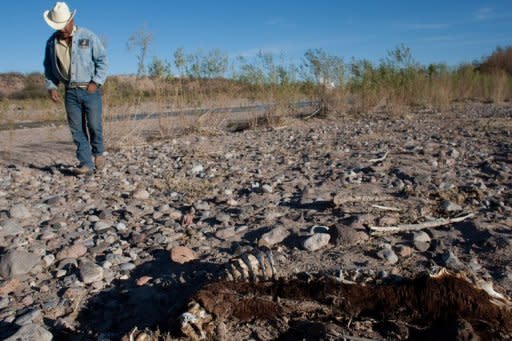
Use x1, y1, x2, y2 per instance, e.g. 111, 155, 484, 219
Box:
64, 88, 104, 169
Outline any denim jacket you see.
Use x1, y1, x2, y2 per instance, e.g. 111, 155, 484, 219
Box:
44, 26, 108, 90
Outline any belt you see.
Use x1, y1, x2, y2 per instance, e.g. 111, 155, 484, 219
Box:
66, 82, 89, 89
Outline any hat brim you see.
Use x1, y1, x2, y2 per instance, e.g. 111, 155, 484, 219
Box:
44, 9, 76, 30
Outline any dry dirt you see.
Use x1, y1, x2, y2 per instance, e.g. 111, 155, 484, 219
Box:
0, 102, 511, 341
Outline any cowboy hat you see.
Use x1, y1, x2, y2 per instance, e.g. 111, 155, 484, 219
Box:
43, 2, 76, 30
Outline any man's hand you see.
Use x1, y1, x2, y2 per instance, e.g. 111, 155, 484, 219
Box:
87, 81, 98, 93
48, 89, 60, 103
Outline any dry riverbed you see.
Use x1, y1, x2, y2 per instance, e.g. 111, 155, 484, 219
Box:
0, 102, 511, 340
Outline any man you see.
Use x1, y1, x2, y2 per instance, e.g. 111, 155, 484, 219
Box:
43, 2, 108, 175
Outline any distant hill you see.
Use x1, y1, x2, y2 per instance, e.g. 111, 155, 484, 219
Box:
0, 73, 27, 96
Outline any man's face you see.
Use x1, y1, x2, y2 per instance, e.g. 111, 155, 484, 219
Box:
58, 18, 74, 39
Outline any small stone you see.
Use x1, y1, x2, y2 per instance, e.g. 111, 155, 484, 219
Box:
88, 215, 100, 223
258, 226, 290, 247
413, 231, 431, 243
303, 233, 331, 251
9, 204, 32, 220
169, 209, 183, 221
94, 221, 111, 232
170, 246, 197, 264
441, 200, 463, 213
79, 261, 104, 284
44, 195, 64, 205
261, 184, 273, 193
191, 164, 204, 174
378, 216, 400, 226
56, 243, 87, 260
216, 213, 231, 225
0, 250, 41, 278
331, 225, 369, 246
43, 254, 55, 267
115, 222, 127, 231
40, 229, 57, 241
0, 296, 9, 309
105, 254, 132, 266
22, 295, 36, 308
215, 226, 237, 240
413, 231, 431, 252
442, 250, 465, 271
235, 225, 248, 234
136, 276, 152, 286
133, 189, 150, 200
54, 269, 67, 278
0, 220, 24, 237
395, 245, 413, 258
194, 201, 209, 211
120, 263, 136, 271
0, 278, 19, 295
62, 287, 86, 300
14, 308, 42, 325
377, 244, 399, 264
449, 148, 460, 159
227, 198, 238, 206
5, 323, 53, 341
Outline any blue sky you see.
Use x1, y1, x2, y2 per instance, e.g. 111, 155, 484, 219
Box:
2, 0, 511, 74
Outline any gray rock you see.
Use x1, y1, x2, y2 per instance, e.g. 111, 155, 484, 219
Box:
0, 250, 40, 278
194, 201, 210, 211
14, 309, 43, 326
9, 204, 32, 220
261, 184, 273, 193
56, 243, 87, 260
88, 215, 100, 223
395, 244, 413, 258
79, 261, 104, 284
215, 226, 237, 240
115, 222, 127, 231
5, 324, 53, 341
0, 220, 24, 237
216, 213, 231, 225
303, 233, 331, 251
105, 254, 131, 266
132, 189, 150, 200
94, 221, 111, 232
43, 255, 55, 267
413, 231, 431, 252
258, 226, 290, 247
44, 195, 64, 205
0, 296, 9, 309
191, 164, 204, 174
377, 244, 399, 264
332, 225, 369, 246
441, 250, 465, 271
449, 148, 460, 159
441, 200, 462, 213
120, 263, 136, 271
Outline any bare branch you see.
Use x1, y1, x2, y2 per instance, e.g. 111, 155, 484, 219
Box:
371, 204, 402, 212
369, 213, 475, 234
368, 151, 389, 163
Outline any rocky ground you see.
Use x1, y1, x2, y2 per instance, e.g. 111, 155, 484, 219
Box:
0, 102, 511, 340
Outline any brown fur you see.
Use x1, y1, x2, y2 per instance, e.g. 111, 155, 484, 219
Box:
193, 273, 512, 338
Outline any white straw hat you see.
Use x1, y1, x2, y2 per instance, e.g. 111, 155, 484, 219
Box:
43, 2, 76, 30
